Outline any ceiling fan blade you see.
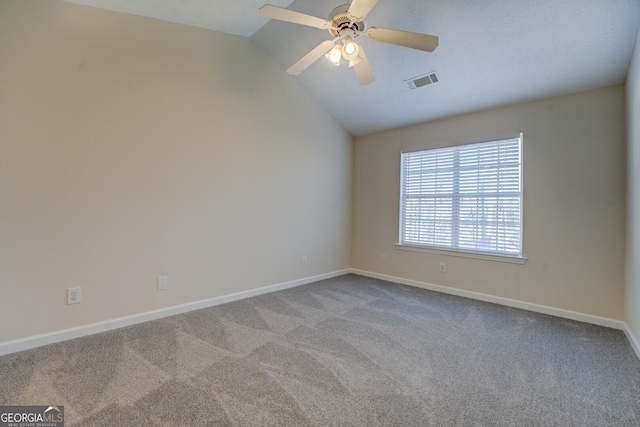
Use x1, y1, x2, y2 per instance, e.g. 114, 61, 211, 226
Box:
352, 49, 375, 85
260, 5, 330, 29
366, 27, 439, 52
347, 0, 379, 21
286, 40, 336, 75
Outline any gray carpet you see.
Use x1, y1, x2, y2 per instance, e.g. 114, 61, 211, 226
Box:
1, 274, 639, 426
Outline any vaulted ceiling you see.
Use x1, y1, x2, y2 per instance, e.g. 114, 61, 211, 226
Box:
65, 0, 640, 136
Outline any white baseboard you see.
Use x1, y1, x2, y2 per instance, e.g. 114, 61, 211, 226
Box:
623, 323, 640, 360
350, 269, 625, 330
4, 268, 637, 361
0, 269, 350, 356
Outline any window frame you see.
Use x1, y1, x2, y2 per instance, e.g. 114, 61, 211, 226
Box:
397, 133, 526, 264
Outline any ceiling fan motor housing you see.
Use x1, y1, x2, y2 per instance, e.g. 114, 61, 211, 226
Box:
329, 4, 366, 37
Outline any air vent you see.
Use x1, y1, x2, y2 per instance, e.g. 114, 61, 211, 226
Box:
405, 72, 438, 90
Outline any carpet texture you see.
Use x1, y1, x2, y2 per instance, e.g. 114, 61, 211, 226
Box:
1, 274, 639, 426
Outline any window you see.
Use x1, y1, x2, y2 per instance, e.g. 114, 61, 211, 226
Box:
399, 134, 523, 259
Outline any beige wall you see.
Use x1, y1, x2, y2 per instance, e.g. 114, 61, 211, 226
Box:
353, 86, 626, 319
626, 29, 640, 339
0, 0, 352, 342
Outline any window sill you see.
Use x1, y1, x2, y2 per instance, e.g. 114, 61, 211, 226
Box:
395, 244, 527, 264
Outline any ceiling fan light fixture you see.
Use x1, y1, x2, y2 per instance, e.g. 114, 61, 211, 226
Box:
326, 45, 342, 66
341, 37, 360, 60
344, 40, 357, 55
260, 1, 438, 86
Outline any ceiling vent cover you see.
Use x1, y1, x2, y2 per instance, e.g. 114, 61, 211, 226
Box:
405, 72, 438, 90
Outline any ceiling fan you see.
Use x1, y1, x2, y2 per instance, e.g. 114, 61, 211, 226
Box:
259, 0, 438, 85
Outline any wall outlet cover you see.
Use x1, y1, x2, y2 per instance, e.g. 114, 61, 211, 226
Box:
67, 287, 81, 304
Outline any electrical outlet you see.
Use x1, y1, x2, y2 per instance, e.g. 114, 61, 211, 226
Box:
439, 262, 446, 273
302, 256, 308, 267
157, 276, 168, 291
381, 254, 387, 263
67, 287, 81, 305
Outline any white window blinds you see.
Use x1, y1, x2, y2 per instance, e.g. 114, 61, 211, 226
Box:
399, 135, 522, 257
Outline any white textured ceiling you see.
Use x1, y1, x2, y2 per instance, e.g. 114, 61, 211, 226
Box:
65, 0, 640, 136
64, 0, 293, 37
